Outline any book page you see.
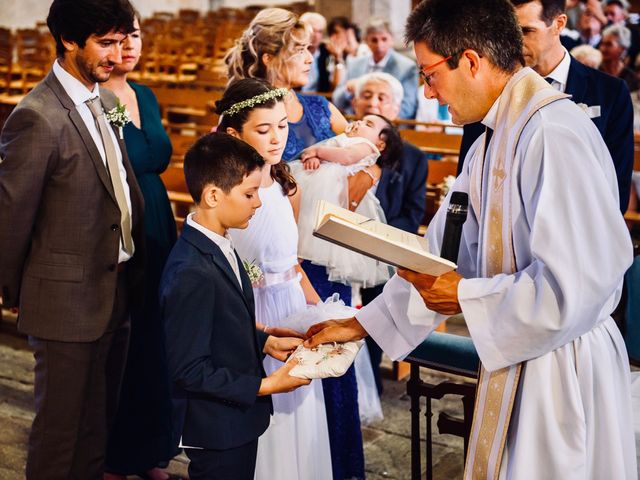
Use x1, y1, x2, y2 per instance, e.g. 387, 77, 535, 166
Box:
315, 200, 428, 254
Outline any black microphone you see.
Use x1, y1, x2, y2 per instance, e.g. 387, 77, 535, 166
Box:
439, 191, 469, 264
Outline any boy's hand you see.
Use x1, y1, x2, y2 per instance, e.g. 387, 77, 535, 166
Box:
263, 325, 304, 339
258, 359, 311, 395
264, 335, 303, 362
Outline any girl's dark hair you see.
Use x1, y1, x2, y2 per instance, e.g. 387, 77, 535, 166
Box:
216, 78, 297, 196
369, 114, 403, 171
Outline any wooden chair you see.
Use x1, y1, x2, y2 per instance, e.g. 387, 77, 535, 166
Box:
0, 28, 13, 93
422, 159, 459, 226
405, 332, 479, 479
13, 28, 52, 93
160, 162, 194, 230
400, 129, 462, 156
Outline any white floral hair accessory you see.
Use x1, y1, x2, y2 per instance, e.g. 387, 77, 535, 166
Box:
106, 101, 131, 139
242, 259, 264, 286
221, 88, 289, 117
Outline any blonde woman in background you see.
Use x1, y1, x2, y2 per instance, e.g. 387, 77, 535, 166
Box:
570, 44, 603, 69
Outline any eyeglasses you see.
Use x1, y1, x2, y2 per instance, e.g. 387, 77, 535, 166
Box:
420, 54, 457, 87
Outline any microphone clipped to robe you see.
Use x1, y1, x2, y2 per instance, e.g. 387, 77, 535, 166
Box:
439, 191, 468, 264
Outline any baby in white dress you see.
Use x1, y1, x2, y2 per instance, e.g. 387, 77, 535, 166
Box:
289, 114, 403, 287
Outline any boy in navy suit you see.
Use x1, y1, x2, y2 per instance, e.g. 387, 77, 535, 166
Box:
160, 133, 310, 480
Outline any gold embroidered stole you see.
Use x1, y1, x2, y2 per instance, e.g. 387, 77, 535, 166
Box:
463, 70, 568, 480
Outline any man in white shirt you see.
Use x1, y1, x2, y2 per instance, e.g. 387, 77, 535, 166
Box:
459, 0, 634, 213
306, 0, 637, 478
332, 18, 419, 119
0, 1, 144, 477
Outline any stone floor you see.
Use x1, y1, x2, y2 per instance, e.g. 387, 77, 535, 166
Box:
0, 313, 471, 480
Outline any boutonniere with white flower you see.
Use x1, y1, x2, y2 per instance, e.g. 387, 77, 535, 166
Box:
242, 259, 264, 287
105, 101, 131, 139
576, 103, 590, 115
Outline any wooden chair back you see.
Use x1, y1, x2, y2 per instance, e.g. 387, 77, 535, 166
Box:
400, 129, 462, 156
0, 28, 13, 92
427, 159, 458, 185
160, 162, 193, 230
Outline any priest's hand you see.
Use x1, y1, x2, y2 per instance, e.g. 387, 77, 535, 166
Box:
303, 317, 368, 348
264, 335, 303, 362
397, 268, 463, 316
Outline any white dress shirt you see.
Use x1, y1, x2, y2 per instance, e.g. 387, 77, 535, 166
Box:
52, 60, 134, 263
367, 50, 391, 72
544, 49, 571, 93
186, 213, 243, 289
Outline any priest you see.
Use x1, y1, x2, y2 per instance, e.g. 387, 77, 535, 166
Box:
304, 0, 637, 478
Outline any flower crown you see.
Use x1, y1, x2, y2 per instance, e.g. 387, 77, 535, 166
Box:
221, 87, 289, 117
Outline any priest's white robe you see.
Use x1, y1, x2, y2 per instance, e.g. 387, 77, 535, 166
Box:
357, 79, 637, 478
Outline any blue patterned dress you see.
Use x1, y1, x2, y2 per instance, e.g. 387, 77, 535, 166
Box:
285, 93, 365, 480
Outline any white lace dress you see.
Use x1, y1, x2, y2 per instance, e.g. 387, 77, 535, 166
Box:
289, 134, 391, 287
229, 180, 332, 480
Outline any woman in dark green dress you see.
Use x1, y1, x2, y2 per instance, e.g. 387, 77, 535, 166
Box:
103, 19, 178, 480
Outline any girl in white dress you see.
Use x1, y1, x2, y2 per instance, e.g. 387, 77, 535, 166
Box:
289, 114, 403, 288
220, 78, 333, 480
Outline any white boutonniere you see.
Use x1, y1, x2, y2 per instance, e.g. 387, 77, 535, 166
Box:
576, 103, 601, 119
105, 101, 131, 139
242, 259, 264, 287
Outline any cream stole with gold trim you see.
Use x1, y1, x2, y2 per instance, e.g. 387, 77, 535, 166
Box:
463, 69, 568, 480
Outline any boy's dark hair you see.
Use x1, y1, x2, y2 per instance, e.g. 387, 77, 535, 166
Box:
216, 78, 297, 196
405, 0, 524, 73
184, 132, 265, 203
370, 114, 403, 171
47, 0, 136, 57
511, 0, 566, 25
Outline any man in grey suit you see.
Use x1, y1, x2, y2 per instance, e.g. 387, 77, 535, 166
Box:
0, 0, 144, 477
332, 18, 420, 119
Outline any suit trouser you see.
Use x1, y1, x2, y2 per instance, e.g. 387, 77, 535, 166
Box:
185, 439, 259, 480
26, 271, 131, 480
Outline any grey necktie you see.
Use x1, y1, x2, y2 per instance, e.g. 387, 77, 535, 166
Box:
85, 96, 134, 255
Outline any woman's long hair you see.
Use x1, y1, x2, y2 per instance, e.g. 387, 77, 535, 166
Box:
224, 8, 310, 86
216, 78, 297, 196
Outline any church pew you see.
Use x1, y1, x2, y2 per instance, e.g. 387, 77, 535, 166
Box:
160, 163, 193, 231
400, 129, 462, 156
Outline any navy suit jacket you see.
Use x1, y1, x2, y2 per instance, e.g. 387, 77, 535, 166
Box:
160, 223, 272, 450
458, 58, 634, 213
376, 141, 428, 233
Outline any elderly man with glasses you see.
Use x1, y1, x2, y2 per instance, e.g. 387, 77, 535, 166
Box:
351, 71, 429, 393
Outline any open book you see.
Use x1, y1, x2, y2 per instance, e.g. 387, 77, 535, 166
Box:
312, 200, 456, 276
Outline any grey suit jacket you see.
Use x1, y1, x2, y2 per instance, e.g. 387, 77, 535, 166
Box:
332, 50, 419, 119
0, 70, 145, 342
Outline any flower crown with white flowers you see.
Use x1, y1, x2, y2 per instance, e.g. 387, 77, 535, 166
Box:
221, 87, 289, 117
